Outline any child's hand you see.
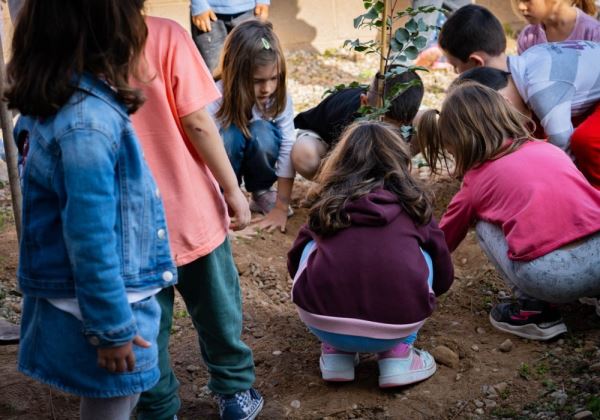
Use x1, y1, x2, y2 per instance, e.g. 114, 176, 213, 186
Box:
97, 335, 150, 373
192, 9, 217, 32
225, 188, 251, 231
254, 4, 269, 20
256, 206, 288, 233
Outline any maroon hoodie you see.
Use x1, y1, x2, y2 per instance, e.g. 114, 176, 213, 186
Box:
288, 188, 454, 339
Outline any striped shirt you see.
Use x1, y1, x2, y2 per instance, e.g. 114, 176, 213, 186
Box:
508, 41, 600, 150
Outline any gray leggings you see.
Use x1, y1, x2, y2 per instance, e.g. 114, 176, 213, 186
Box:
476, 221, 600, 303
80, 394, 140, 420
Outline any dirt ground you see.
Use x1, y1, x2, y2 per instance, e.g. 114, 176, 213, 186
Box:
1, 177, 599, 420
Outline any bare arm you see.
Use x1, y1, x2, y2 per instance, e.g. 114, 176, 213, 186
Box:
180, 108, 251, 230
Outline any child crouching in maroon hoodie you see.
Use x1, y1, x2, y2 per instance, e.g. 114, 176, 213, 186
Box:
288, 121, 454, 388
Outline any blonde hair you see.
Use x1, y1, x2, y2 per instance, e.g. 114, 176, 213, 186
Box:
416, 82, 533, 178
511, 0, 597, 18
308, 121, 433, 236
214, 19, 287, 138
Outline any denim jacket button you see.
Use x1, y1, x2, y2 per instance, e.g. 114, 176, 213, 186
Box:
157, 229, 166, 240
162, 271, 174, 282
88, 336, 100, 346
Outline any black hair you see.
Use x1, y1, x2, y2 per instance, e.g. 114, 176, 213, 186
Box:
6, 0, 148, 117
384, 67, 424, 124
438, 5, 506, 63
457, 67, 511, 91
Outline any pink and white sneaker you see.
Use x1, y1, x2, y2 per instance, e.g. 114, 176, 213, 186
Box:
377, 343, 436, 388
319, 343, 359, 382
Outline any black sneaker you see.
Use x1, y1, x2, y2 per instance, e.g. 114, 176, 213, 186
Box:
215, 388, 264, 420
489, 300, 567, 340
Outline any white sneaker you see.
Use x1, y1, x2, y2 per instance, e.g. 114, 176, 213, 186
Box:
377, 345, 436, 388
319, 344, 359, 382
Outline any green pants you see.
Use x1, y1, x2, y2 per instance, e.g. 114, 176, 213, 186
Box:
136, 238, 255, 420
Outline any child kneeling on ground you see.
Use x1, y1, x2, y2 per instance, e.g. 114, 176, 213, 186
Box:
288, 122, 454, 387
291, 68, 424, 180
417, 82, 600, 341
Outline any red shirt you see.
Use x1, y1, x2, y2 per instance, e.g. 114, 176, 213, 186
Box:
440, 141, 600, 261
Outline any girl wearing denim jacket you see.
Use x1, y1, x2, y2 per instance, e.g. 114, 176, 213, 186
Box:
6, 1, 177, 419
207, 19, 296, 233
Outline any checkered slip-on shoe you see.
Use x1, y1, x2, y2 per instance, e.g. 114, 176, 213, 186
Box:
215, 388, 264, 420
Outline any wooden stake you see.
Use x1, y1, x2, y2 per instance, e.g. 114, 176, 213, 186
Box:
377, 0, 390, 109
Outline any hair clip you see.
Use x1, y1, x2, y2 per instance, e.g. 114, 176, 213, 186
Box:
400, 125, 414, 141
261, 37, 271, 50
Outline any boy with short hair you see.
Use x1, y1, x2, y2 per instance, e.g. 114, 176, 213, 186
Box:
292, 69, 424, 180
439, 5, 600, 188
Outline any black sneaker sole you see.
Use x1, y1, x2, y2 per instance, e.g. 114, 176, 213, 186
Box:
489, 313, 567, 341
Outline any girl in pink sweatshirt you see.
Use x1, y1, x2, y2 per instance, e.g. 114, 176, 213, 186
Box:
417, 81, 600, 341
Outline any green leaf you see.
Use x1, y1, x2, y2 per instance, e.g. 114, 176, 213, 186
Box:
405, 18, 418, 33
394, 28, 410, 43
374, 1, 385, 13
413, 35, 428, 50
404, 46, 419, 60
417, 18, 428, 32
390, 39, 403, 52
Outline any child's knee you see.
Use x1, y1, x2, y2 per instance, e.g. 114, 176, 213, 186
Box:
250, 119, 280, 145
292, 136, 327, 180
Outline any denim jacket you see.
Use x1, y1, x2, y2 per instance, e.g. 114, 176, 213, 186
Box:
16, 73, 177, 346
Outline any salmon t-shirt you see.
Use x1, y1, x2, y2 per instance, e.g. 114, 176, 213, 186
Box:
131, 16, 227, 266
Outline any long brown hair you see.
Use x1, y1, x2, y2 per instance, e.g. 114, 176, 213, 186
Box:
308, 121, 433, 236
416, 82, 532, 178
573, 0, 597, 15
214, 19, 287, 138
6, 0, 148, 117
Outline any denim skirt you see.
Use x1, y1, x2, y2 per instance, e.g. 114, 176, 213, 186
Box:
18, 295, 161, 398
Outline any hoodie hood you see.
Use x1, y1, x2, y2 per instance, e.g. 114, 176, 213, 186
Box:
345, 188, 403, 227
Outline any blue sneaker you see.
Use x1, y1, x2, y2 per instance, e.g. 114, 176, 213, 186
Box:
215, 388, 264, 420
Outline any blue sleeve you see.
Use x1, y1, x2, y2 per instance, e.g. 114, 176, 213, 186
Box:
59, 128, 136, 347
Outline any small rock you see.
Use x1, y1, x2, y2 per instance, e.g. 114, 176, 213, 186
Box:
558, 339, 565, 346
476, 327, 486, 335
590, 362, 600, 372
471, 344, 479, 352
272, 350, 282, 356
493, 382, 508, 394
482, 385, 498, 398
290, 400, 301, 409
483, 399, 497, 408
455, 373, 462, 381
475, 408, 484, 415
499, 339, 513, 352
186, 364, 200, 373
550, 390, 567, 407
431, 345, 460, 368
573, 411, 594, 420
474, 400, 484, 408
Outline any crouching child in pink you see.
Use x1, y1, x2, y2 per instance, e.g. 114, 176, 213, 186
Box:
287, 122, 454, 388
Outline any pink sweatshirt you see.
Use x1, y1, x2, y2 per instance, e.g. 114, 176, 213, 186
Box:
439, 141, 600, 261
517, 8, 600, 54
